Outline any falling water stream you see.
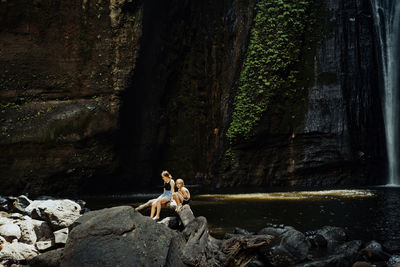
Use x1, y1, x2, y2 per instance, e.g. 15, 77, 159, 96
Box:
371, 0, 400, 185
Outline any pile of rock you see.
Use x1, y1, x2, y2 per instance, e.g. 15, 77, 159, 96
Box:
0, 195, 83, 266
57, 205, 400, 267
1, 196, 399, 267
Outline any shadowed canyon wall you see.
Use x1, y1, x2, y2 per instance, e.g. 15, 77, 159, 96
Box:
0, 0, 386, 195
0, 0, 144, 195
217, 0, 386, 187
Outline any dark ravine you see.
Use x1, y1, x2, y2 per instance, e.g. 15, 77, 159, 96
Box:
0, 0, 387, 195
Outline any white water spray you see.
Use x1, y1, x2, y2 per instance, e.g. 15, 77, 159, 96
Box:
371, 0, 400, 185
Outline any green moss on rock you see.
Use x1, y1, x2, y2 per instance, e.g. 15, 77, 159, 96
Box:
226, 0, 325, 145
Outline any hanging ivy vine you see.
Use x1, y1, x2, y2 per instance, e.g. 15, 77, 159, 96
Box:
226, 0, 323, 146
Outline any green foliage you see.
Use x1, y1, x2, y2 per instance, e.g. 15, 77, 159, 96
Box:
226, 0, 322, 145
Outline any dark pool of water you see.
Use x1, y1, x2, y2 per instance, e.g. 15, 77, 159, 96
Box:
82, 186, 400, 251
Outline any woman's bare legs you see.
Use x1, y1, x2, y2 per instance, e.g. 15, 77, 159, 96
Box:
154, 197, 169, 220
150, 199, 158, 218
172, 193, 178, 210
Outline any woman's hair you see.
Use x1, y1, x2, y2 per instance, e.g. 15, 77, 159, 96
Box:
161, 170, 172, 179
176, 178, 184, 185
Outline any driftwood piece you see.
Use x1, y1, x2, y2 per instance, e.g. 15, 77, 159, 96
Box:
181, 216, 223, 266
135, 198, 177, 211
220, 235, 274, 266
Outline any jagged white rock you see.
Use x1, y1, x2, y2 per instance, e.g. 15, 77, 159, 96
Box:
0, 240, 39, 261
0, 224, 21, 242
25, 200, 81, 229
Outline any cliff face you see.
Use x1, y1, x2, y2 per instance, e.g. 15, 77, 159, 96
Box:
0, 0, 143, 195
117, 0, 256, 188
217, 0, 386, 187
0, 0, 256, 194
0, 0, 387, 195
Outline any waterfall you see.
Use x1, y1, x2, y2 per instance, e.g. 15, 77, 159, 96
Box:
371, 0, 400, 185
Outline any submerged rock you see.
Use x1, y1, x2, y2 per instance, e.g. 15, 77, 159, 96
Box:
352, 261, 373, 267
61, 206, 186, 267
295, 240, 362, 267
234, 227, 255, 235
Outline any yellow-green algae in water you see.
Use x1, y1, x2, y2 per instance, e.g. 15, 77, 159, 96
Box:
196, 190, 376, 201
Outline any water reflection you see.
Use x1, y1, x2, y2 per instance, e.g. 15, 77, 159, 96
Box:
196, 189, 376, 200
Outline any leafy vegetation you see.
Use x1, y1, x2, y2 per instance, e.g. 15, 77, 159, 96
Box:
226, 0, 324, 145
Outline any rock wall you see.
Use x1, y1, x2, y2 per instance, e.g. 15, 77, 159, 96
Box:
216, 0, 386, 187
117, 0, 256, 188
0, 0, 143, 195
0, 0, 387, 195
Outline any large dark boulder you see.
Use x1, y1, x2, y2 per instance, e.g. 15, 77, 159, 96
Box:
388, 255, 400, 267
359, 240, 390, 262
315, 226, 347, 250
294, 240, 362, 267
258, 226, 309, 266
61, 206, 186, 267
28, 248, 64, 267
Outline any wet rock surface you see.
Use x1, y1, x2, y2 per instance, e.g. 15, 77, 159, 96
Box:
1, 198, 399, 267
258, 226, 309, 265
61, 206, 186, 267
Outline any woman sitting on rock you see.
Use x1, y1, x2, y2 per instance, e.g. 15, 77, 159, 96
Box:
172, 178, 190, 211
150, 170, 175, 220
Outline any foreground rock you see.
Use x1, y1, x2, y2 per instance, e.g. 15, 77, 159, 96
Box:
0, 223, 21, 242
25, 200, 81, 230
258, 226, 309, 265
0, 195, 82, 266
0, 240, 38, 261
2, 197, 399, 267
61, 206, 186, 267
28, 248, 64, 267
388, 255, 400, 267
58, 204, 400, 267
